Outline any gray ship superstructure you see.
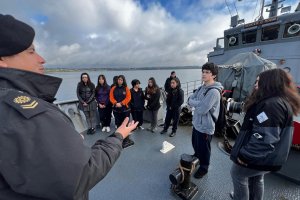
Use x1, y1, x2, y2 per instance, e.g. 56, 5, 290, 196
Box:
208, 0, 300, 85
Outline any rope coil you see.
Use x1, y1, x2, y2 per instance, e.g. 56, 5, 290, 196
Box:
178, 162, 196, 184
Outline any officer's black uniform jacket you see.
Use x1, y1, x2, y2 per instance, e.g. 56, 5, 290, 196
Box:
0, 68, 123, 200
230, 96, 294, 171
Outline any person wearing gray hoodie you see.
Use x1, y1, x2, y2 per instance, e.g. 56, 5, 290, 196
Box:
188, 62, 223, 179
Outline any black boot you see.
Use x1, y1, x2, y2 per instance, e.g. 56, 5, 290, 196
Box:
90, 128, 96, 134
86, 128, 91, 135
160, 129, 167, 134
194, 168, 208, 179
122, 137, 134, 148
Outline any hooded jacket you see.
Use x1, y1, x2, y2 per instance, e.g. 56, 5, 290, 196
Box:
188, 82, 223, 135
230, 97, 294, 171
0, 68, 123, 200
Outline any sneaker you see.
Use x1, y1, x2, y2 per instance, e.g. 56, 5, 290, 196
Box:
138, 126, 144, 130
229, 191, 234, 199
102, 127, 106, 132
169, 131, 176, 137
160, 129, 167, 134
194, 168, 207, 179
106, 127, 111, 132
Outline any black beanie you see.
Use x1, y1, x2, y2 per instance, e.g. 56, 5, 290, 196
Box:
0, 14, 35, 57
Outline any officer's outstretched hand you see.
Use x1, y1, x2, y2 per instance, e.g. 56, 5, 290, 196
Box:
116, 117, 139, 139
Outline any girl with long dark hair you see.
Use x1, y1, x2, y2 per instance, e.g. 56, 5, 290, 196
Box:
160, 77, 184, 137
145, 77, 161, 133
77, 72, 98, 134
230, 68, 300, 200
95, 74, 112, 133
110, 75, 134, 148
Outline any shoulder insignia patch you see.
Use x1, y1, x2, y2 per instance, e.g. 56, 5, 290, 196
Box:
13, 95, 39, 109
14, 96, 31, 104
20, 100, 39, 109
4, 91, 46, 119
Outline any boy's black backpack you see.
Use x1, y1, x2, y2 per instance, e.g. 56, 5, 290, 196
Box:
204, 88, 227, 137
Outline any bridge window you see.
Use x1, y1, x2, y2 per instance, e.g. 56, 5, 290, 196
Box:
261, 25, 280, 41
227, 34, 239, 47
217, 38, 224, 48
283, 21, 300, 38
242, 30, 257, 44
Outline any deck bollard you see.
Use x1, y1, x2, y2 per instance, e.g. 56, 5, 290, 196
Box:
169, 154, 199, 200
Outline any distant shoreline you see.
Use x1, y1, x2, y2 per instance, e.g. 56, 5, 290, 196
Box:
45, 66, 201, 73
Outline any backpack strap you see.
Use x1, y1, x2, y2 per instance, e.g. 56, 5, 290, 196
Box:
204, 87, 221, 96
204, 87, 222, 123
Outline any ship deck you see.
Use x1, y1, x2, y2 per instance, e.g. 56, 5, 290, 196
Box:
82, 121, 300, 200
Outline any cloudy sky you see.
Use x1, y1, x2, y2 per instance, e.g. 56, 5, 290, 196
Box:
1, 0, 299, 68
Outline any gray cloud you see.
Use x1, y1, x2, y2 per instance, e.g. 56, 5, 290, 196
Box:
1, 0, 298, 68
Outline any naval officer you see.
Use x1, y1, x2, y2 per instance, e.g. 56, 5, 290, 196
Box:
0, 14, 138, 199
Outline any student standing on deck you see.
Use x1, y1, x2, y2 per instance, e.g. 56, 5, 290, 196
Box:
110, 75, 134, 148
160, 77, 184, 137
130, 79, 145, 130
77, 73, 98, 134
95, 74, 112, 133
230, 69, 300, 200
164, 71, 179, 94
0, 14, 138, 200
145, 77, 161, 133
188, 63, 223, 179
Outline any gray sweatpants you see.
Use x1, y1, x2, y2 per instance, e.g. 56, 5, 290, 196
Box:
149, 110, 158, 130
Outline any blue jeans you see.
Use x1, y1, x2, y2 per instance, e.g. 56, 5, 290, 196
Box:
230, 163, 269, 200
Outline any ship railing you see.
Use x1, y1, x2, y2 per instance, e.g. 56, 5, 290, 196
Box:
180, 80, 202, 100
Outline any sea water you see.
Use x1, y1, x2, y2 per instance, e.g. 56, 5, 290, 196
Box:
48, 68, 202, 102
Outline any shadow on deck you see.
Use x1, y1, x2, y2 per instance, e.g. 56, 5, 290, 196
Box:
83, 122, 300, 200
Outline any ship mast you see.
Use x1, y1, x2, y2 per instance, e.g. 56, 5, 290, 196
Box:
258, 0, 265, 20
265, 0, 285, 18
